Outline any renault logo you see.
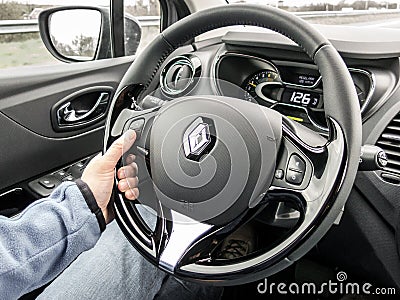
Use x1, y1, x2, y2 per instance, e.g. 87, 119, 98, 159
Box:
183, 117, 213, 159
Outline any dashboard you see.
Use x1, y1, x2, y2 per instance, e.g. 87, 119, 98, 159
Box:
151, 24, 400, 290
155, 28, 393, 134
215, 52, 374, 132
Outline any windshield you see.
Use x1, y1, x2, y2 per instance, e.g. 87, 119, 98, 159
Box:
229, 0, 400, 28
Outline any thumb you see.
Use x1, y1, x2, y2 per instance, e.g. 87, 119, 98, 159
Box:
103, 130, 137, 166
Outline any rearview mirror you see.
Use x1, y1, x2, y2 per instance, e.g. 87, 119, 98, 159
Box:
39, 6, 142, 62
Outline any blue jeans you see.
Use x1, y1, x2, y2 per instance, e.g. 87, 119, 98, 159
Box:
38, 220, 223, 300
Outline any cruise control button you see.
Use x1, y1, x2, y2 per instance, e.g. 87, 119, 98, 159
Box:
129, 118, 145, 138
288, 154, 306, 173
377, 151, 388, 168
286, 169, 304, 185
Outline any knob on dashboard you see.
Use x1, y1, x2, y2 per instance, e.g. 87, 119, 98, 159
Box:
359, 144, 388, 171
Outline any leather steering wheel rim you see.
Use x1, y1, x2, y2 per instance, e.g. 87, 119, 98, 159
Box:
104, 4, 362, 285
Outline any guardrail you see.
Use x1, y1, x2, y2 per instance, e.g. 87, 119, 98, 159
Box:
0, 16, 160, 35
295, 8, 400, 18
1, 9, 400, 35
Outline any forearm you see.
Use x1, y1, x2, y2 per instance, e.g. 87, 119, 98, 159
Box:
0, 181, 102, 299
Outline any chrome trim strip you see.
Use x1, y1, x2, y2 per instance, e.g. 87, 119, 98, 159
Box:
348, 67, 376, 114
254, 81, 281, 104
160, 55, 196, 96
0, 188, 22, 198
120, 199, 153, 245
114, 203, 157, 257
159, 211, 212, 272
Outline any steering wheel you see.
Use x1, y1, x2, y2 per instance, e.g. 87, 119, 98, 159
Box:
104, 4, 361, 285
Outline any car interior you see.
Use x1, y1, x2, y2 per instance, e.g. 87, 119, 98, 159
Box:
1, 0, 400, 298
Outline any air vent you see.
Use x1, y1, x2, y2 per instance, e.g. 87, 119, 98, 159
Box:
160, 55, 201, 97
376, 113, 400, 175
349, 68, 375, 115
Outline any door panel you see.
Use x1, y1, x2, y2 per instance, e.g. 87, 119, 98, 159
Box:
0, 57, 133, 195
0, 57, 133, 138
0, 112, 103, 190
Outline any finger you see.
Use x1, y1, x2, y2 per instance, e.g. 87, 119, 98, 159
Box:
118, 177, 139, 193
86, 153, 102, 165
125, 188, 139, 201
103, 130, 136, 166
125, 154, 136, 165
117, 163, 138, 179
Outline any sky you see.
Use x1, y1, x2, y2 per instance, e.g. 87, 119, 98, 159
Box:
229, 0, 343, 4
10, 0, 349, 6
50, 9, 101, 44
12, 0, 109, 5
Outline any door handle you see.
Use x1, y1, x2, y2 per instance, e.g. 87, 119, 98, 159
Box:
51, 86, 113, 132
57, 92, 109, 123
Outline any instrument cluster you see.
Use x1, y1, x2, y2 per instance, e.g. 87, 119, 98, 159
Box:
215, 53, 374, 132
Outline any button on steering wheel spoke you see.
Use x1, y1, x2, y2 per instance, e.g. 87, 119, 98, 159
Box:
269, 117, 346, 232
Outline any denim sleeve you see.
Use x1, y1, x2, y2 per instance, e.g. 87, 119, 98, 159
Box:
0, 181, 102, 299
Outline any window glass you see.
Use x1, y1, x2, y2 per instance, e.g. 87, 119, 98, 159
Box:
0, 0, 160, 70
124, 0, 160, 54
229, 0, 400, 27
0, 1, 63, 69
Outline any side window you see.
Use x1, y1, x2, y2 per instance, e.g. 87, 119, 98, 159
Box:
0, 2, 60, 70
125, 0, 160, 54
0, 1, 160, 70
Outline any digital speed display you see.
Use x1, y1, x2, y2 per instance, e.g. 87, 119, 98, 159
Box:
281, 88, 321, 108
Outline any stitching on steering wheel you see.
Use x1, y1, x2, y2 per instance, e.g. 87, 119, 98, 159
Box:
143, 18, 324, 91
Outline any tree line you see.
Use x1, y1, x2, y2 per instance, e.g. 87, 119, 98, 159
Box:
283, 1, 399, 12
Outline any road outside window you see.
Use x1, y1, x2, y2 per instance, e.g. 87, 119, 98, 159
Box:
125, 0, 160, 54
0, 0, 160, 70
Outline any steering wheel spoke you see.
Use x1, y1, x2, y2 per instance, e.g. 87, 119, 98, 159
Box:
157, 200, 271, 274
272, 117, 345, 199
157, 211, 214, 272
267, 117, 346, 235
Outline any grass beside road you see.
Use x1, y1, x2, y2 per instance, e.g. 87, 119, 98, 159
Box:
0, 37, 58, 70
307, 12, 400, 25
0, 26, 160, 70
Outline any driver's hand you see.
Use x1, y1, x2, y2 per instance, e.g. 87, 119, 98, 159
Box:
81, 130, 138, 223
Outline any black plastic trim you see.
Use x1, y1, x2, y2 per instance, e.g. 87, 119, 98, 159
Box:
110, 0, 125, 58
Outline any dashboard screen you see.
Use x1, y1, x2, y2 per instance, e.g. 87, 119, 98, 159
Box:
294, 74, 318, 86
281, 88, 321, 108
279, 67, 320, 87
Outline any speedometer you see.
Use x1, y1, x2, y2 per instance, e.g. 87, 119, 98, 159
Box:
243, 70, 280, 102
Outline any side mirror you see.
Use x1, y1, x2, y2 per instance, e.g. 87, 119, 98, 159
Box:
124, 15, 142, 56
39, 6, 142, 62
